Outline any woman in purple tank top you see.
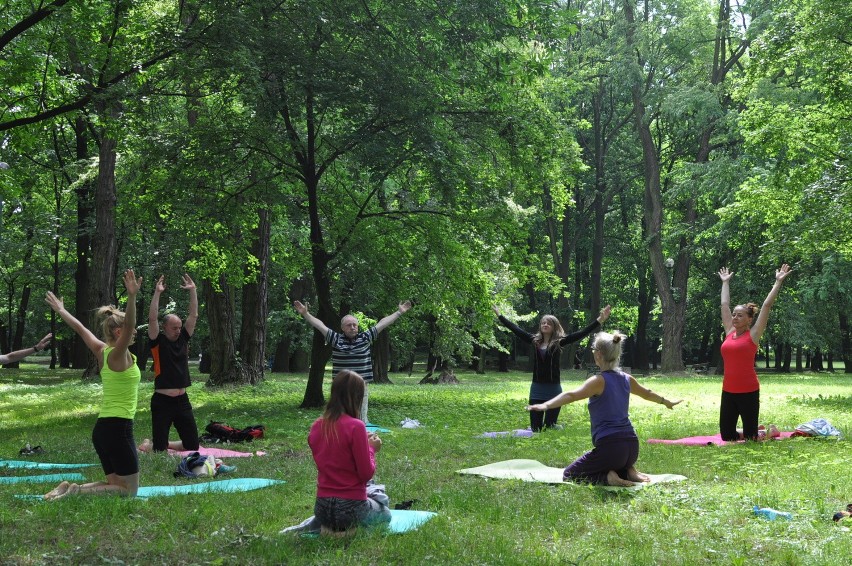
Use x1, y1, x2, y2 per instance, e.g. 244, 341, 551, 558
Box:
527, 331, 681, 486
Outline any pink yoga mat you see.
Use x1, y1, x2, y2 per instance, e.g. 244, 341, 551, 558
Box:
647, 431, 794, 446
169, 446, 266, 458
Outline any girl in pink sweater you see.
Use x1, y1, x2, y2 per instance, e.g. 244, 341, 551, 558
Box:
308, 370, 391, 535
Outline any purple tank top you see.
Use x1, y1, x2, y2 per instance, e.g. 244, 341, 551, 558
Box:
588, 370, 635, 445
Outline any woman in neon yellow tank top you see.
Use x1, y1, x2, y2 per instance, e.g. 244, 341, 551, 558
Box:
43, 269, 143, 499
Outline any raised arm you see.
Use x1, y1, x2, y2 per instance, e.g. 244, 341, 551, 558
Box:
629, 375, 681, 409
148, 275, 165, 340
560, 305, 612, 345
0, 333, 53, 365
373, 300, 412, 334
493, 306, 534, 344
107, 269, 142, 371
527, 374, 605, 412
182, 274, 199, 336
45, 292, 105, 356
293, 301, 331, 336
750, 264, 792, 343
718, 267, 733, 333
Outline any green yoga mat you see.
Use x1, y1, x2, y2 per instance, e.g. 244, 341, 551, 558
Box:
457, 459, 686, 491
136, 478, 284, 498
0, 473, 86, 484
0, 459, 97, 470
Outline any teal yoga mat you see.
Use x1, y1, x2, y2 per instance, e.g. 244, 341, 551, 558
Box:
0, 459, 97, 470
365, 424, 391, 433
457, 459, 686, 491
0, 473, 86, 484
136, 478, 284, 498
387, 510, 436, 534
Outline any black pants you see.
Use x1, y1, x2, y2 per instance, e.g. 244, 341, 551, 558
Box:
719, 389, 760, 441
92, 417, 138, 476
150, 392, 199, 451
529, 397, 561, 432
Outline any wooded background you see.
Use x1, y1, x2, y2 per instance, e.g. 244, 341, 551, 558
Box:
1, 0, 849, 406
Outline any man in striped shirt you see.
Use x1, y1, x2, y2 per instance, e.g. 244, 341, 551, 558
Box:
294, 300, 412, 424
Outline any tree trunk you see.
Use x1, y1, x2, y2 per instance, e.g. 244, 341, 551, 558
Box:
271, 340, 291, 372
840, 313, 851, 374
203, 277, 250, 386
372, 330, 392, 384
72, 117, 92, 370
86, 133, 120, 378
238, 208, 271, 385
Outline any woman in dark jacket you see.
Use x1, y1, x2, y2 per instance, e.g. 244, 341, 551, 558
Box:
494, 304, 611, 431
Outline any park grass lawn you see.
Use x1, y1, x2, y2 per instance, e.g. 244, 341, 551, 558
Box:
1, 363, 850, 565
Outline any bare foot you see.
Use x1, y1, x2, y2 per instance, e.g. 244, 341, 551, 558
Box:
44, 481, 70, 500
769, 424, 781, 438
52, 483, 80, 500
626, 466, 650, 483
606, 470, 636, 487
137, 439, 153, 453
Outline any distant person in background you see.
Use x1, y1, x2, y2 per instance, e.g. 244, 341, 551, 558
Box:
43, 269, 143, 499
717, 264, 792, 441
0, 333, 52, 365
528, 330, 681, 486
493, 304, 611, 431
138, 274, 199, 453
308, 370, 391, 536
294, 299, 412, 425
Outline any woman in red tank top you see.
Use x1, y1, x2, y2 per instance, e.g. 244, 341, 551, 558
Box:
718, 264, 791, 440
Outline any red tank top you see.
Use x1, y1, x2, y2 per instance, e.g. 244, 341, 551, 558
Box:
720, 331, 759, 393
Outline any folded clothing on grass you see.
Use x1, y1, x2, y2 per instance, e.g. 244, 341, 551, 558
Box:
0, 459, 97, 470
457, 459, 686, 491
647, 431, 795, 446
0, 473, 86, 484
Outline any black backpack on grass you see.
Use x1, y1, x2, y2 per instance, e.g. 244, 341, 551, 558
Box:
201, 421, 265, 443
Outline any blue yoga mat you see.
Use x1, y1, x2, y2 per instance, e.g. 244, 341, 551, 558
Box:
136, 478, 284, 498
365, 424, 391, 433
387, 510, 437, 534
0, 473, 86, 484
0, 459, 97, 470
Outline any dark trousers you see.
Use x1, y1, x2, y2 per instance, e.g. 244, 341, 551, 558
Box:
563, 433, 639, 485
529, 397, 561, 432
92, 417, 138, 476
150, 392, 199, 451
719, 389, 760, 441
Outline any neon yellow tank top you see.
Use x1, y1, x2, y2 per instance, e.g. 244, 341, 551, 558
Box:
99, 347, 141, 419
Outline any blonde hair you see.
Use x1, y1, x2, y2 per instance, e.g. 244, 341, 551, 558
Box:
592, 330, 627, 371
96, 306, 130, 345
533, 315, 566, 352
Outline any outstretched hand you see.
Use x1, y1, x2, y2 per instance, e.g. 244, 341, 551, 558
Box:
775, 263, 792, 283
123, 269, 142, 295
663, 399, 683, 410
526, 403, 548, 412
398, 300, 412, 314
45, 291, 64, 313
293, 301, 308, 316
36, 333, 53, 351
181, 273, 196, 291
718, 267, 733, 282
598, 304, 612, 324
492, 305, 501, 316
155, 275, 166, 294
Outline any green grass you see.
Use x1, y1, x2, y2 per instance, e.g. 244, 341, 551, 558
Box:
1, 363, 850, 565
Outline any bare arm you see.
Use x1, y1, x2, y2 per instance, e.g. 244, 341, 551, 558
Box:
45, 292, 105, 357
293, 301, 331, 336
629, 375, 681, 409
107, 269, 141, 372
182, 274, 198, 336
527, 374, 605, 412
718, 267, 733, 334
148, 275, 164, 340
750, 264, 792, 343
373, 300, 412, 334
0, 333, 53, 365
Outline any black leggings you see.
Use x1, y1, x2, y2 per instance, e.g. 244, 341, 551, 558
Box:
529, 396, 561, 432
719, 389, 760, 441
91, 417, 138, 476
150, 392, 199, 451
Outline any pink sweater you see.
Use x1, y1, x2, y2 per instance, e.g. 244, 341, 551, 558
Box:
308, 414, 376, 500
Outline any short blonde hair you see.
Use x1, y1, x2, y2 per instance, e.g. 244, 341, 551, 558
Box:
592, 330, 627, 370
